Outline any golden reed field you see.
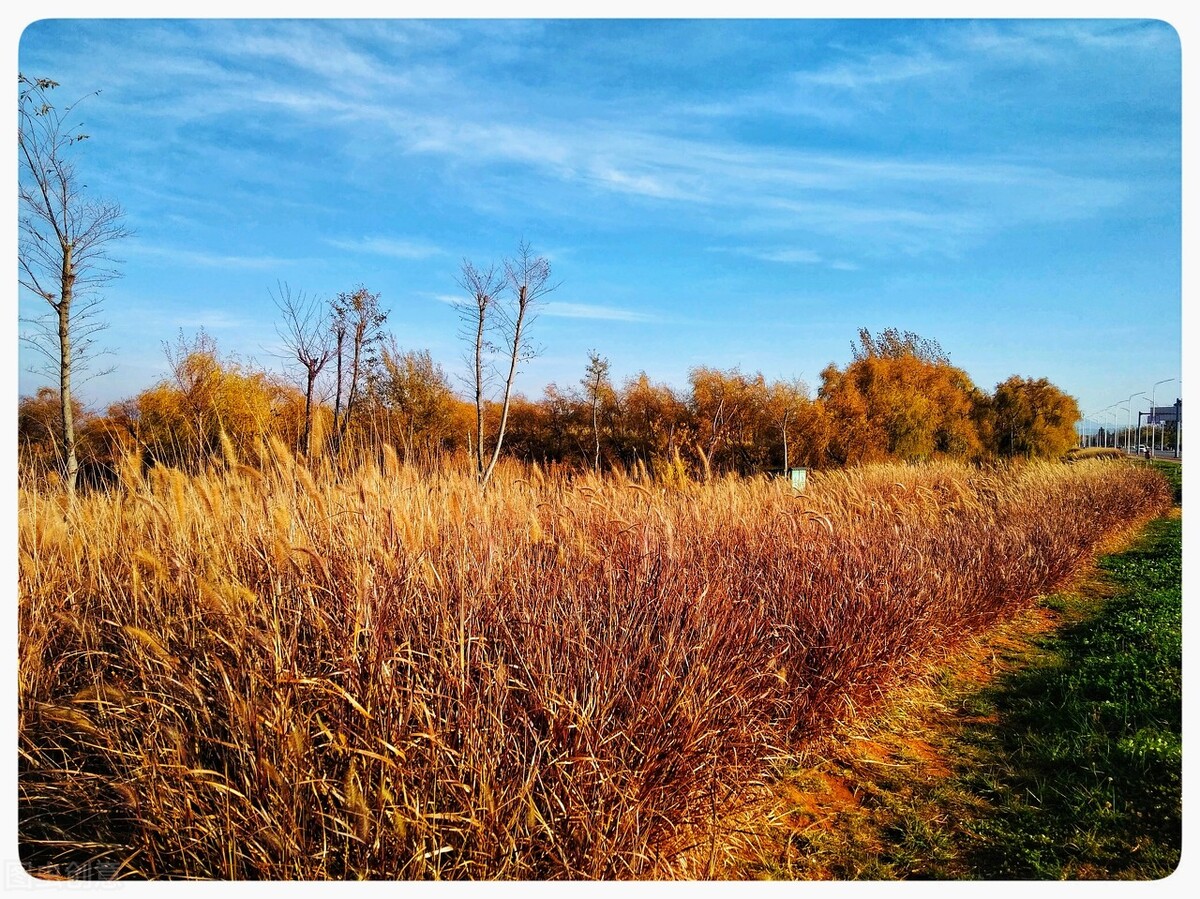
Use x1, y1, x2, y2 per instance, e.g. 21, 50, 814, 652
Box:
17, 445, 1172, 879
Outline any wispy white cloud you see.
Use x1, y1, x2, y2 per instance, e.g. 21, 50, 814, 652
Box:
427, 289, 656, 324
427, 292, 656, 323
404, 118, 579, 175
713, 246, 824, 265
129, 244, 296, 271
84, 20, 1139, 266
243, 86, 363, 119
541, 302, 658, 323
759, 249, 822, 265
797, 50, 953, 90
588, 165, 701, 202
378, 100, 1130, 260
956, 19, 1174, 64
954, 23, 1064, 64
328, 236, 446, 260
28, 20, 1161, 285
227, 25, 387, 86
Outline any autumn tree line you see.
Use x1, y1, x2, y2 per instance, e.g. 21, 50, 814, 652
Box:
18, 309, 1082, 491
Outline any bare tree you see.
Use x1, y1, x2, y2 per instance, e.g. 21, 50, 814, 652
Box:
455, 240, 555, 489
582, 350, 610, 472
455, 260, 505, 479
272, 283, 334, 459
19, 74, 130, 497
329, 285, 388, 456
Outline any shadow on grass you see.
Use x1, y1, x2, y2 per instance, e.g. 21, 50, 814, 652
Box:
955, 515, 1182, 880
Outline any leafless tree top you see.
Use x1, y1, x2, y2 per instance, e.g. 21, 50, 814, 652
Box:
18, 74, 131, 309
271, 282, 334, 374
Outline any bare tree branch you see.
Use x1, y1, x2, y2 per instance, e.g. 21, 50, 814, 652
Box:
457, 240, 557, 490
454, 259, 505, 480
271, 282, 334, 458
18, 73, 131, 498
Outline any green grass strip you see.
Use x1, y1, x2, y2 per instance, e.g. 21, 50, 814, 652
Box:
958, 511, 1182, 879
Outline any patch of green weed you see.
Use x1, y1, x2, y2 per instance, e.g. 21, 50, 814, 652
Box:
957, 516, 1182, 879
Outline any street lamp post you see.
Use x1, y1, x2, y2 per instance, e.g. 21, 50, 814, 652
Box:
1124, 392, 1146, 454
1104, 407, 1119, 448
1080, 412, 1095, 448
1150, 379, 1174, 456
1088, 410, 1106, 447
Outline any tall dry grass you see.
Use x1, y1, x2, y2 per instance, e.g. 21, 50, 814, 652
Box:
17, 447, 1172, 879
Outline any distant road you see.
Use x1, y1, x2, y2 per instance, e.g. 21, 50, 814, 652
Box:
1089, 448, 1180, 461
1133, 449, 1182, 463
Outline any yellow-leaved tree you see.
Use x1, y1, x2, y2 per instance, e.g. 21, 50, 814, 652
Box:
819, 328, 987, 466
990, 375, 1081, 459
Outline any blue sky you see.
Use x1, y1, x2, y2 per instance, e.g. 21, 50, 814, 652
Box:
13, 12, 1185, 429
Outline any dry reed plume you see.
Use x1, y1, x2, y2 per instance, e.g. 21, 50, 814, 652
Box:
17, 447, 1172, 879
